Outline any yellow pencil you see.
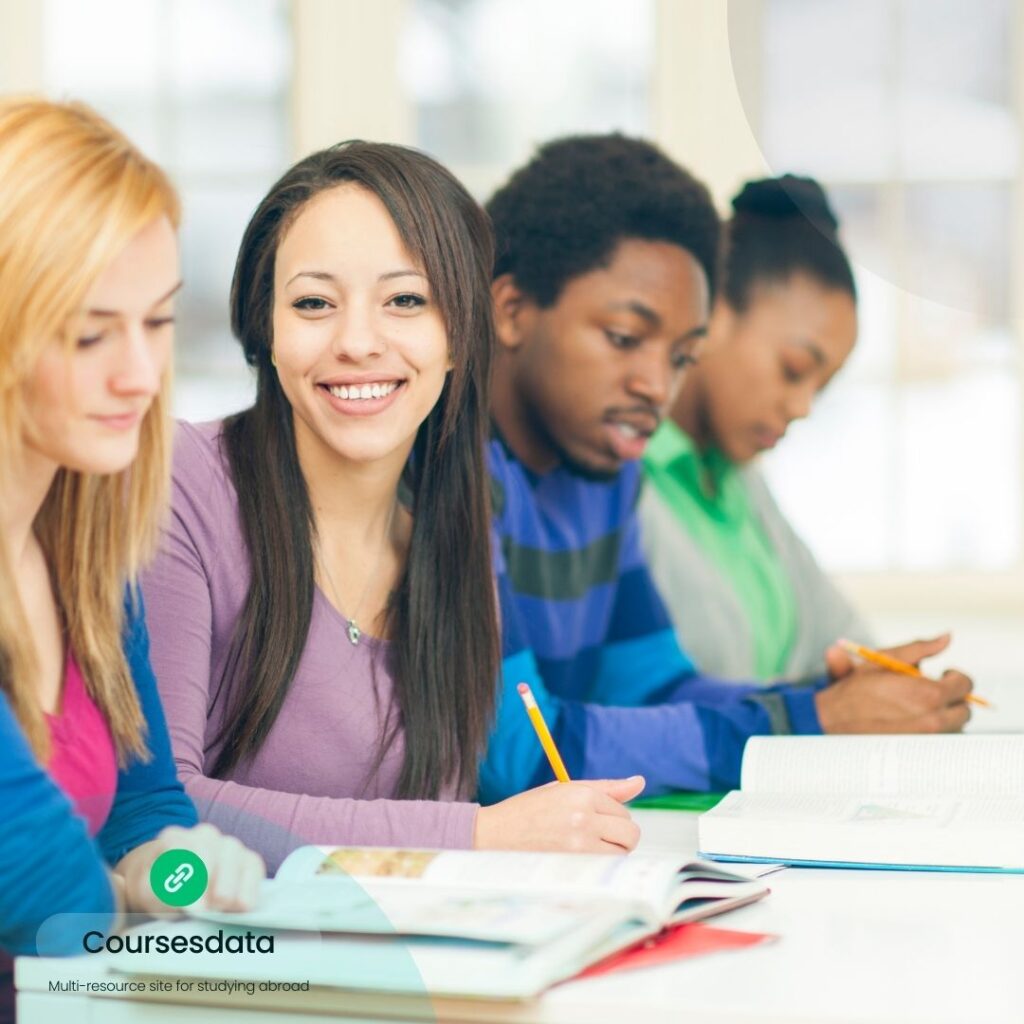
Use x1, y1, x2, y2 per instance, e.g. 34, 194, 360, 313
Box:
517, 682, 571, 782
837, 638, 991, 709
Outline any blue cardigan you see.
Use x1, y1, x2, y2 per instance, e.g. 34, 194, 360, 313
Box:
0, 594, 197, 956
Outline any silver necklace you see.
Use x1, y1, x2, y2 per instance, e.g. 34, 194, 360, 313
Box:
316, 503, 397, 646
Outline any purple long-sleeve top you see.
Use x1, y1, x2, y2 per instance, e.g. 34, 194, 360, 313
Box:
141, 420, 478, 872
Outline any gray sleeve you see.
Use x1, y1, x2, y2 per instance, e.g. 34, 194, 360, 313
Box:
637, 483, 758, 680
742, 467, 874, 681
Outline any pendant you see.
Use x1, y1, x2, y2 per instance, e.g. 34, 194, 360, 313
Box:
347, 619, 361, 645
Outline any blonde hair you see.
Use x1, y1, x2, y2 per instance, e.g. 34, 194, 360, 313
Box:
0, 98, 180, 765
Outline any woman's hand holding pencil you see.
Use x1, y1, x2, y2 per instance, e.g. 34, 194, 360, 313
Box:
471, 683, 646, 854
473, 775, 645, 853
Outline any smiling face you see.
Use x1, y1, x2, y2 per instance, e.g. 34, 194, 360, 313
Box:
21, 216, 179, 477
271, 184, 451, 473
492, 238, 709, 479
681, 273, 857, 463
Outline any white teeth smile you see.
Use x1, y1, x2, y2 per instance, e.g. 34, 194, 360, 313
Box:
615, 423, 642, 439
327, 381, 401, 401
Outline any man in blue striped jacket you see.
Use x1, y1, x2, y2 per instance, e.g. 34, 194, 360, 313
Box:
478, 135, 973, 803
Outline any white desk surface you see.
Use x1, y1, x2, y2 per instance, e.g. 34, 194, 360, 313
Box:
17, 808, 1024, 1024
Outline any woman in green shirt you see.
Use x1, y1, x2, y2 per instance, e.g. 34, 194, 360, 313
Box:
640, 174, 870, 682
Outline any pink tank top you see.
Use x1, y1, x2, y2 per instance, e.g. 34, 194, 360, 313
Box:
45, 650, 117, 836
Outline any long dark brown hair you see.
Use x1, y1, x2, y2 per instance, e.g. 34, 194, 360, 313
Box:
209, 141, 500, 799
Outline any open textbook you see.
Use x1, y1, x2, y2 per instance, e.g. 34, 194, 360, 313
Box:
110, 847, 772, 1000
698, 734, 1024, 872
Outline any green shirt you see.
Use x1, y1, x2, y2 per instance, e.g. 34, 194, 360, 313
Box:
642, 420, 799, 678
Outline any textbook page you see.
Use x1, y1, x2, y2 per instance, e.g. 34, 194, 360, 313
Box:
699, 791, 1024, 870
194, 876, 622, 946
740, 735, 1024, 798
111, 915, 631, 1000
276, 847, 769, 923
303, 847, 684, 916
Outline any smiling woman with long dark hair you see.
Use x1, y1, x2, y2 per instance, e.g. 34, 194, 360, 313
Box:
142, 140, 643, 870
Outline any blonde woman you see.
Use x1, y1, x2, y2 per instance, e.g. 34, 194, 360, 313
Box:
0, 98, 263, 1011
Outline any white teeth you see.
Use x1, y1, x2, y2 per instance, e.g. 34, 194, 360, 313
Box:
617, 423, 640, 439
327, 381, 400, 401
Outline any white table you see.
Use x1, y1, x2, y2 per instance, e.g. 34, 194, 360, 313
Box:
17, 809, 1024, 1024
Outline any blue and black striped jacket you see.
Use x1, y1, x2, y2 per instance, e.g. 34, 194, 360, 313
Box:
479, 434, 825, 803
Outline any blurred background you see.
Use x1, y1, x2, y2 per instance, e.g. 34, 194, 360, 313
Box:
1, 0, 1020, 696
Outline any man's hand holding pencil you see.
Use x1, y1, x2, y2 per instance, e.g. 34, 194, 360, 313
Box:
815, 632, 978, 734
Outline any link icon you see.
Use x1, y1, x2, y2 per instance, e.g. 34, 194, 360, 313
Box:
150, 849, 208, 907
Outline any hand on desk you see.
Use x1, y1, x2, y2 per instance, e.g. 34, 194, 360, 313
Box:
816, 633, 973, 734
474, 775, 645, 854
114, 822, 266, 916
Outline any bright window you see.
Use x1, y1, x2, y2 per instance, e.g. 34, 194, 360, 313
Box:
741, 0, 1021, 572
43, 0, 292, 422
402, 0, 654, 195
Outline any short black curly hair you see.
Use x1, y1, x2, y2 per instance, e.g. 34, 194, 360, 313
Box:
487, 133, 720, 308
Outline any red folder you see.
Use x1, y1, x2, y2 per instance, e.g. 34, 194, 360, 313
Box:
575, 922, 776, 980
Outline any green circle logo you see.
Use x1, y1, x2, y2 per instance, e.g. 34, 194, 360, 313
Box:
150, 849, 208, 907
